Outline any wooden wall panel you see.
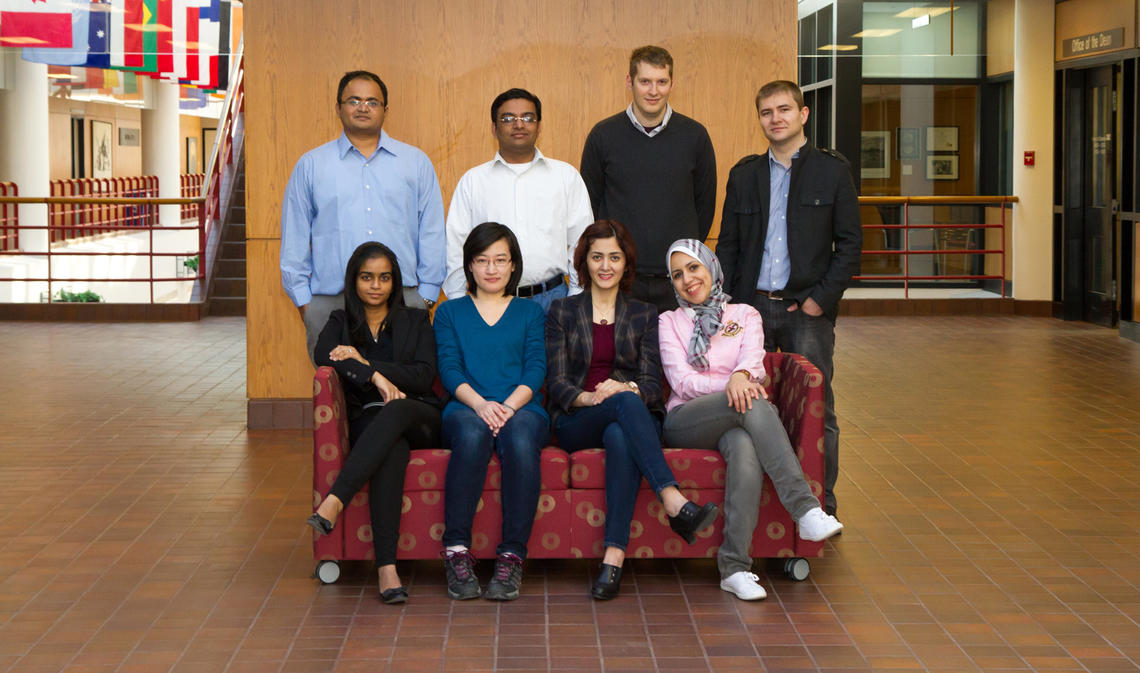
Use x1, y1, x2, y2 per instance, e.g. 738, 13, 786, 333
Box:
246, 0, 796, 401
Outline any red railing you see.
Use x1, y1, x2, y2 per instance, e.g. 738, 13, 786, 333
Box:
855, 196, 1017, 298
201, 49, 245, 254
0, 182, 16, 252
181, 173, 205, 220
48, 176, 158, 243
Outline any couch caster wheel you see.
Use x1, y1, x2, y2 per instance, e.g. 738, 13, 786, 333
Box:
784, 557, 810, 581
315, 560, 341, 584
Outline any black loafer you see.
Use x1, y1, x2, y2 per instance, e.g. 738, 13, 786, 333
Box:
380, 586, 408, 604
591, 563, 623, 600
306, 513, 334, 536
668, 502, 718, 544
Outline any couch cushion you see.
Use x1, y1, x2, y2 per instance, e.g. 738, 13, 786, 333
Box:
403, 446, 570, 492
568, 447, 727, 489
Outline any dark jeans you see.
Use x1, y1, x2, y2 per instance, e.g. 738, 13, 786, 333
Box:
332, 398, 441, 565
750, 295, 839, 513
441, 406, 548, 558
632, 275, 677, 315
553, 392, 678, 551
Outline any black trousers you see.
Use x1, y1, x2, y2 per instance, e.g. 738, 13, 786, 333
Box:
632, 274, 677, 315
330, 398, 441, 565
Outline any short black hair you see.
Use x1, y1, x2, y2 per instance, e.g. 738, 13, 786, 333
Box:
490, 88, 542, 123
342, 241, 405, 349
462, 222, 524, 296
337, 70, 388, 106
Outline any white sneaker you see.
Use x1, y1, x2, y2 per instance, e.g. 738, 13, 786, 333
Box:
797, 507, 843, 541
720, 571, 767, 600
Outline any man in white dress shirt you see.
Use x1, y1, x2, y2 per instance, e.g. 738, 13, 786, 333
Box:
444, 88, 594, 311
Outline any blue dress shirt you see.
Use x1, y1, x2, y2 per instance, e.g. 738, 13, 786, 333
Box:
280, 130, 446, 306
755, 148, 800, 292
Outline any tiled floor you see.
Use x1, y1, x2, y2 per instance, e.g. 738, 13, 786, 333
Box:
0, 316, 1137, 673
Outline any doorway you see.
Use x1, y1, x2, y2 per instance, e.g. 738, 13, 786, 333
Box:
1061, 64, 1118, 326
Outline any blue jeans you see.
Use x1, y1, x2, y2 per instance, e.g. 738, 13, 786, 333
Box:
750, 295, 839, 513
553, 392, 678, 551
441, 406, 548, 558
527, 282, 568, 313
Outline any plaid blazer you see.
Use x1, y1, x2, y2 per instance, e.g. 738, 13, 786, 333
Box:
544, 291, 664, 424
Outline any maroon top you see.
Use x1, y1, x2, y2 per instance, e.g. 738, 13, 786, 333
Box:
583, 322, 616, 392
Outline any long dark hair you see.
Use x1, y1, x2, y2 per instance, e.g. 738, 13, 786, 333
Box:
462, 222, 524, 296
343, 241, 404, 348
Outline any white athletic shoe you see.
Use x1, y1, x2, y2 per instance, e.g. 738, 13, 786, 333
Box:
797, 507, 844, 542
719, 571, 768, 600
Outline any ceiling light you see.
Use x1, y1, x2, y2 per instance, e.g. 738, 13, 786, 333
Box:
853, 29, 902, 38
818, 44, 859, 51
894, 6, 957, 18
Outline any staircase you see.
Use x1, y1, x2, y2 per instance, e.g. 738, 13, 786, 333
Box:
206, 159, 246, 316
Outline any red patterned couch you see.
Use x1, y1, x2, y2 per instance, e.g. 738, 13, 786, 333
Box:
311, 352, 827, 583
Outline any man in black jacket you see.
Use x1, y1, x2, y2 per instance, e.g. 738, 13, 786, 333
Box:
716, 80, 861, 517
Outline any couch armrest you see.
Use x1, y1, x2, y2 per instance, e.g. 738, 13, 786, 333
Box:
312, 366, 350, 558
764, 352, 826, 501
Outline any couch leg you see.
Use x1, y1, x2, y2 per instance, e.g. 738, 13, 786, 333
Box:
314, 560, 341, 584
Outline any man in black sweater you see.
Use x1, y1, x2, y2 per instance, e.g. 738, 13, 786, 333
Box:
580, 45, 717, 314
716, 80, 862, 518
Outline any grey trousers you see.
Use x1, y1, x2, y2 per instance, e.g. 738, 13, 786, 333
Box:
303, 288, 425, 365
662, 392, 819, 578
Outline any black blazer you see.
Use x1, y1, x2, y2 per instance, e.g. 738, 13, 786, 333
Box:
544, 292, 663, 424
314, 307, 441, 418
716, 142, 862, 322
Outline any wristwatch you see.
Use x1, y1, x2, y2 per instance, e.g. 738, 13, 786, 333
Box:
423, 297, 436, 309
626, 380, 640, 395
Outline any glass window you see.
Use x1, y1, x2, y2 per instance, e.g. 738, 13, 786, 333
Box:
861, 1, 981, 79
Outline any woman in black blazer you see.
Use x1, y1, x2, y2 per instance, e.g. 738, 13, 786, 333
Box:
306, 242, 441, 604
545, 220, 717, 600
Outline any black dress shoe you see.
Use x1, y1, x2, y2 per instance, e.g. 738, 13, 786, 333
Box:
380, 586, 408, 604
668, 502, 718, 544
591, 563, 623, 601
306, 513, 334, 536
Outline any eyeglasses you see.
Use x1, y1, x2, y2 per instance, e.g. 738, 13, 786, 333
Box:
472, 256, 512, 269
497, 113, 538, 125
340, 97, 385, 110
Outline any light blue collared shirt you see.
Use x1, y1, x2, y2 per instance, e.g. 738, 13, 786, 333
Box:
625, 103, 673, 137
280, 130, 446, 306
756, 148, 800, 292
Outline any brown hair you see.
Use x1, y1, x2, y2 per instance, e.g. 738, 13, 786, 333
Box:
755, 80, 805, 113
573, 220, 637, 294
628, 45, 673, 78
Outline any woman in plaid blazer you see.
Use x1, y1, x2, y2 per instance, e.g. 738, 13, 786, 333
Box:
545, 220, 718, 601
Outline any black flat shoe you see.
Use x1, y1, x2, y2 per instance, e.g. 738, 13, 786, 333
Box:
591, 563, 623, 601
668, 502, 718, 544
306, 513, 334, 536
380, 586, 408, 604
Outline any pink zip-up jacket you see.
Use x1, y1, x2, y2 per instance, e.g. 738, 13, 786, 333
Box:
658, 303, 768, 412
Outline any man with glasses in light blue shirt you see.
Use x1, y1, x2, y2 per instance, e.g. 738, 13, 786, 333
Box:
281, 70, 446, 361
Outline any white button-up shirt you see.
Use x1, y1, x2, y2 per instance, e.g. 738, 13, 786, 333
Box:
443, 149, 594, 299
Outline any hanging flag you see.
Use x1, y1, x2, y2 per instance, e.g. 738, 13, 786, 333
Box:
19, 0, 92, 64
153, 0, 171, 75
212, 0, 229, 90
189, 0, 218, 88
110, 0, 143, 68
1, 0, 86, 49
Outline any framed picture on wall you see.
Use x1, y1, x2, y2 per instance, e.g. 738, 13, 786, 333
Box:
861, 131, 890, 179
118, 127, 140, 146
202, 128, 217, 172
926, 125, 959, 153
896, 127, 920, 160
926, 154, 959, 180
186, 137, 198, 175
91, 120, 112, 178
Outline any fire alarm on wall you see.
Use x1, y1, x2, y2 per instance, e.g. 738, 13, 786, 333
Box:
1024, 151, 1035, 166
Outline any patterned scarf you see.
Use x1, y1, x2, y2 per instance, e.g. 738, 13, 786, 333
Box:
667, 239, 731, 371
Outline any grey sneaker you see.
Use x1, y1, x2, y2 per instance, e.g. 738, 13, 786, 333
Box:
441, 549, 481, 600
483, 552, 524, 601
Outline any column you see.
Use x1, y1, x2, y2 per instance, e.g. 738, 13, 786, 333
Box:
1010, 0, 1054, 300
0, 55, 50, 252
141, 80, 181, 227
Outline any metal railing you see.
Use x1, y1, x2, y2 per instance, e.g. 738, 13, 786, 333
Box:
0, 182, 16, 252
855, 195, 1017, 298
48, 176, 159, 243
181, 173, 205, 220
